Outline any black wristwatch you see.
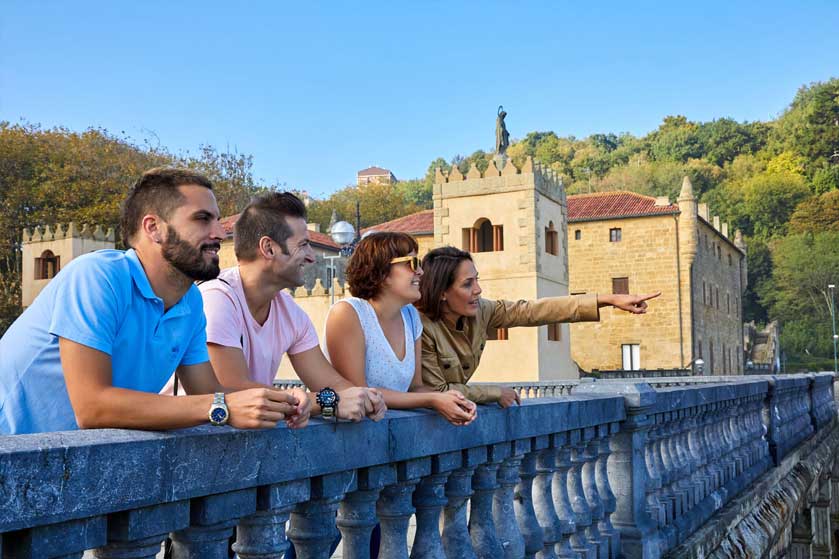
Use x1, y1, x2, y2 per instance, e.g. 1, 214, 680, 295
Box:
316, 387, 339, 422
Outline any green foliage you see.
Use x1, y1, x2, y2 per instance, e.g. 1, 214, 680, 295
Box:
769, 79, 839, 171
742, 170, 811, 238
306, 181, 424, 232
761, 232, 839, 359
788, 191, 839, 234
811, 164, 839, 194
743, 239, 772, 324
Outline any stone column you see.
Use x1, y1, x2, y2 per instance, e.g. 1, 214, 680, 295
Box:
443, 447, 485, 559
234, 480, 310, 559
338, 465, 396, 559
494, 441, 528, 559
572, 382, 661, 559
470, 444, 508, 558
288, 471, 357, 559
790, 507, 814, 559
171, 488, 256, 559
551, 435, 577, 558
596, 423, 620, 559
411, 452, 459, 559
811, 475, 833, 559
377, 459, 429, 559
514, 444, 545, 559
94, 501, 189, 559
532, 436, 562, 559
567, 429, 596, 559
582, 433, 606, 559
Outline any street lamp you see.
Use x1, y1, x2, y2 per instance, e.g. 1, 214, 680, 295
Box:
328, 221, 357, 305
694, 358, 705, 376
829, 284, 837, 374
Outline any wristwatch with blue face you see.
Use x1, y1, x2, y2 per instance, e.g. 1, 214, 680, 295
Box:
316, 387, 339, 420
209, 392, 229, 426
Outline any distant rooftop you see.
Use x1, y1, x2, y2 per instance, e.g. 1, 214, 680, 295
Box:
363, 209, 434, 236
568, 191, 679, 222
357, 166, 393, 177
220, 213, 339, 249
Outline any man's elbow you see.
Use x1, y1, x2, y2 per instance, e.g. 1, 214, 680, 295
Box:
73, 403, 114, 429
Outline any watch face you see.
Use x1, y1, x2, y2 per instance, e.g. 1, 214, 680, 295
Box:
210, 407, 228, 423
318, 388, 338, 406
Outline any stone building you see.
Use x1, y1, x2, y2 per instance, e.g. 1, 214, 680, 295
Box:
357, 166, 397, 185
567, 178, 747, 375
20, 223, 115, 308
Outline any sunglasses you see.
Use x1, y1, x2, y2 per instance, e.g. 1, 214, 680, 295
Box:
390, 255, 421, 272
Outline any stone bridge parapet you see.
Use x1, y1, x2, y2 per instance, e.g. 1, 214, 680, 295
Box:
0, 373, 835, 559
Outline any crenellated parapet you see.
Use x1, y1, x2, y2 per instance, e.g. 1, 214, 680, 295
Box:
22, 221, 116, 244
433, 156, 566, 204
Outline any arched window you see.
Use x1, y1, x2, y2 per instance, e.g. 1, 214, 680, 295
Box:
545, 221, 558, 255
462, 218, 503, 253
35, 250, 60, 280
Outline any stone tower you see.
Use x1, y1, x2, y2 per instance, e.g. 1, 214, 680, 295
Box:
433, 157, 575, 380
21, 222, 115, 307
677, 176, 699, 367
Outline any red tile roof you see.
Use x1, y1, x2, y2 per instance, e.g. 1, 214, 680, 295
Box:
219, 213, 340, 249
357, 166, 392, 176
362, 210, 434, 236
567, 191, 680, 222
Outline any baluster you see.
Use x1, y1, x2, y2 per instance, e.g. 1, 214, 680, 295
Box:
171, 488, 256, 559
595, 423, 620, 559
470, 444, 507, 558
378, 459, 428, 559
567, 430, 596, 559
644, 423, 667, 533
582, 433, 606, 559
442, 447, 485, 559
338, 465, 396, 559
234, 480, 309, 559
514, 443, 545, 559
412, 452, 460, 559
288, 472, 357, 559
94, 501, 189, 559
531, 435, 560, 559
7, 517, 107, 559
494, 441, 528, 559
551, 436, 577, 558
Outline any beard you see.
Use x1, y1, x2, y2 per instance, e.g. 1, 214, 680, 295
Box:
161, 227, 220, 281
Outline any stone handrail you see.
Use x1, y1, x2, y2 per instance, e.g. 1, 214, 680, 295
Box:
1, 373, 833, 558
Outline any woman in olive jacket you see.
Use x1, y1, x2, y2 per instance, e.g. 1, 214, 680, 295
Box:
415, 246, 660, 407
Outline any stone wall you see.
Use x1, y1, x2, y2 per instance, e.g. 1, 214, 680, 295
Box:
569, 215, 683, 371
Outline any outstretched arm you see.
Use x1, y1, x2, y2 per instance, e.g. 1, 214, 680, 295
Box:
597, 292, 661, 314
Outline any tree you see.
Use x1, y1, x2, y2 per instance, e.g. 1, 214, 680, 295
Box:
648, 115, 704, 163
696, 118, 766, 166
742, 170, 811, 238
306, 181, 424, 233
788, 190, 839, 234
760, 232, 839, 359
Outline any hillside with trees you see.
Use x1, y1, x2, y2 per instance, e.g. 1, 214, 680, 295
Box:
1, 78, 837, 370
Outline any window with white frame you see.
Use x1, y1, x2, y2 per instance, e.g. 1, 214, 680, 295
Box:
621, 344, 641, 371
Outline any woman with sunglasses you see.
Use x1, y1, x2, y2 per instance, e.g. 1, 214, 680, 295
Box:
416, 246, 661, 408
324, 232, 477, 426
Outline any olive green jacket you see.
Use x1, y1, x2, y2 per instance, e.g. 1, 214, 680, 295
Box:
419, 294, 600, 403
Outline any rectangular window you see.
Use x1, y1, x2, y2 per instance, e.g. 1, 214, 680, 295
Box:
547, 323, 561, 341
715, 287, 720, 309
621, 344, 641, 371
570, 291, 587, 295
612, 277, 629, 295
727, 293, 730, 314
493, 225, 504, 251
545, 227, 558, 255
702, 281, 707, 305
487, 327, 508, 341
609, 228, 622, 242
574, 229, 581, 240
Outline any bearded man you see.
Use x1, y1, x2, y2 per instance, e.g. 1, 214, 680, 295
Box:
0, 167, 301, 434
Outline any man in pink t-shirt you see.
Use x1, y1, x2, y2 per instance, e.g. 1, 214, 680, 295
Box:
164, 192, 386, 424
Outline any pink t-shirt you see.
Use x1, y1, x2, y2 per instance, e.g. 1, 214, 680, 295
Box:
161, 266, 319, 393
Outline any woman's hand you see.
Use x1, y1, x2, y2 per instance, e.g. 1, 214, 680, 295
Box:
599, 292, 661, 314
498, 387, 521, 408
432, 390, 478, 426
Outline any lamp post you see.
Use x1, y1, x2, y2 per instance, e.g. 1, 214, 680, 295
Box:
829, 284, 837, 374
329, 221, 356, 305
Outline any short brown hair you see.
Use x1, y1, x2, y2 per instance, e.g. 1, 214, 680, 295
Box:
416, 246, 473, 321
346, 232, 419, 300
121, 167, 214, 248
234, 192, 308, 261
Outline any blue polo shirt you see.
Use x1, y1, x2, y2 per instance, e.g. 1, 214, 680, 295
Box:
0, 249, 209, 434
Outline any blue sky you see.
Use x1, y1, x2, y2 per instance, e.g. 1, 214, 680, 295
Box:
2, 1, 837, 196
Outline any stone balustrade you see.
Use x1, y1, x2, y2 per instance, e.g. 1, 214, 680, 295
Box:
1, 373, 834, 559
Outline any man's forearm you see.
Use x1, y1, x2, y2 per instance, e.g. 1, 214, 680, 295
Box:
75, 387, 214, 430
